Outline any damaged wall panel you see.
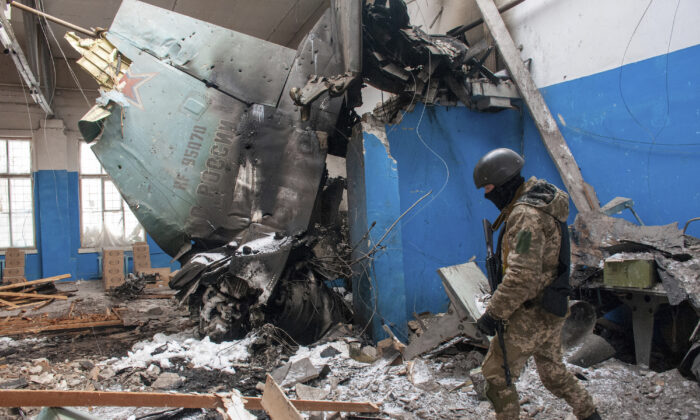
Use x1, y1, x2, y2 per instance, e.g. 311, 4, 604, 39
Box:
347, 120, 408, 342
382, 104, 523, 316
69, 0, 352, 343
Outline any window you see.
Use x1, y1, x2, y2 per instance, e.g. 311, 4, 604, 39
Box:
0, 139, 35, 248
80, 142, 144, 248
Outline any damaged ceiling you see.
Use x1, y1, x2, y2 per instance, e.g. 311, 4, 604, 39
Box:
5, 0, 330, 58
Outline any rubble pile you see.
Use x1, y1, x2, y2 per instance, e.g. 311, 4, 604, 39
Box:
570, 211, 700, 305
3, 317, 699, 419
171, 234, 353, 345
109, 273, 147, 300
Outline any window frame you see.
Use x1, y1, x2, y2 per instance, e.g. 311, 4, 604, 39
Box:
0, 137, 36, 249
78, 142, 144, 248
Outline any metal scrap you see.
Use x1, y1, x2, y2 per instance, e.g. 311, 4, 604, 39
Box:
63, 0, 525, 345
571, 211, 700, 308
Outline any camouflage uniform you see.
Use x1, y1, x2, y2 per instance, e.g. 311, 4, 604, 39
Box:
481, 177, 596, 420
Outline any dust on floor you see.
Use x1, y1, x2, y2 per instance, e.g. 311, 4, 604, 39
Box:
1, 296, 698, 420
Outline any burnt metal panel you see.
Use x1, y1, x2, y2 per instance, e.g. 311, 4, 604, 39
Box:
331, 0, 362, 74
86, 5, 346, 262
108, 0, 296, 107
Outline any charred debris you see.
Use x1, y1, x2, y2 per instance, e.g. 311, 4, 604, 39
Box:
18, 0, 696, 383
60, 0, 518, 346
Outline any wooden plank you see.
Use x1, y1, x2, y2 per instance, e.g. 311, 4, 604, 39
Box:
261, 374, 303, 420
0, 390, 223, 409
0, 292, 68, 300
0, 319, 123, 335
1, 300, 50, 311
32, 299, 54, 310
0, 390, 381, 413
245, 397, 380, 413
473, 0, 598, 213
0, 274, 71, 291
0, 298, 19, 308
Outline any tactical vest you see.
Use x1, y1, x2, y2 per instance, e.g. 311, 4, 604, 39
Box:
495, 187, 571, 317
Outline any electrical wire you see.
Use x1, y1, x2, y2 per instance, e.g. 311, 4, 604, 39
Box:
618, 0, 655, 142
655, 0, 682, 139
37, 2, 91, 107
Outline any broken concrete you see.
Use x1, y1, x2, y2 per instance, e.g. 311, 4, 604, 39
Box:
151, 372, 184, 390
295, 383, 330, 401
281, 358, 323, 388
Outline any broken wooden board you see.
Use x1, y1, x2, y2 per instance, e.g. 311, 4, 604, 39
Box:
0, 299, 52, 311
437, 261, 490, 322
0, 291, 67, 300
0, 389, 224, 409
0, 389, 381, 413
261, 374, 303, 420
0, 309, 124, 336
0, 274, 71, 291
244, 397, 379, 413
0, 298, 18, 308
473, 0, 598, 213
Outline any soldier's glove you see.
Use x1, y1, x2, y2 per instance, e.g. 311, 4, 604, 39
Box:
476, 312, 499, 336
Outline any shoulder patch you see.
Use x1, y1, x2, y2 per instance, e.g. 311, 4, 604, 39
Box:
515, 230, 532, 254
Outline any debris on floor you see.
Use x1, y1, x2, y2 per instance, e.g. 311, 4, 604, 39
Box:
0, 307, 124, 336
1, 291, 699, 419
0, 274, 72, 311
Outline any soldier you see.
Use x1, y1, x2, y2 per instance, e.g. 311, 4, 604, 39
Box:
473, 148, 601, 420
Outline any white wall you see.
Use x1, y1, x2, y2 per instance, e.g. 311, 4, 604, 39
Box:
503, 0, 700, 87
406, 0, 700, 88
0, 85, 96, 172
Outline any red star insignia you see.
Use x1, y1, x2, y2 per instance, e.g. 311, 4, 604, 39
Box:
116, 71, 157, 110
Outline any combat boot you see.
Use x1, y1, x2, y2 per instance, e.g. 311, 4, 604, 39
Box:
582, 410, 602, 420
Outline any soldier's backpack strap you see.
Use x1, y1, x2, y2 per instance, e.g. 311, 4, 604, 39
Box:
540, 220, 571, 317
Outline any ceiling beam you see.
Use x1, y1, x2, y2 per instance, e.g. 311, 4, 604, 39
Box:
0, 0, 53, 115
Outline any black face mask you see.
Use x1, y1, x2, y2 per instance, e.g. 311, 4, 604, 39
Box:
485, 175, 524, 211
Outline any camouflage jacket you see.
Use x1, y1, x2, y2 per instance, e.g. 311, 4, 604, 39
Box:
487, 177, 569, 320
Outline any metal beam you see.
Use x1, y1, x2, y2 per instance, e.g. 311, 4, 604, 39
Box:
473, 0, 598, 212
9, 0, 97, 37
21, 0, 54, 103
0, 0, 53, 115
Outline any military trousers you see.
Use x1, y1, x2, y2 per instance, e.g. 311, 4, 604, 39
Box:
481, 305, 596, 420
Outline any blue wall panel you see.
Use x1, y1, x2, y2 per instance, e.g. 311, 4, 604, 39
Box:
535, 43, 700, 231
386, 106, 523, 315
347, 130, 409, 341
372, 43, 700, 319
35, 170, 74, 279
3, 170, 179, 282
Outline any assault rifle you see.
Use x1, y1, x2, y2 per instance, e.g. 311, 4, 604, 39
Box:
483, 218, 512, 386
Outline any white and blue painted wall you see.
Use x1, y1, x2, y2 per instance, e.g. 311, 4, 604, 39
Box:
351, 0, 700, 341
0, 85, 178, 282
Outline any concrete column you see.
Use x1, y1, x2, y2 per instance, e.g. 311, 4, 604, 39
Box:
33, 118, 76, 278
347, 120, 409, 342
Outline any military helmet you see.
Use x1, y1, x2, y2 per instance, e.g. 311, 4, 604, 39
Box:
473, 148, 524, 188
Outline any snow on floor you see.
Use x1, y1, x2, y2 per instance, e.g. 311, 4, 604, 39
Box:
3, 330, 700, 419
108, 330, 254, 373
